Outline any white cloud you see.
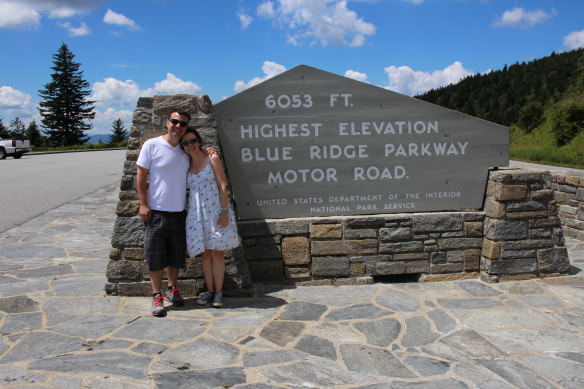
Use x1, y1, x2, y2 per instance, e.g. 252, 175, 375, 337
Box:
58, 21, 90, 36
0, 2, 40, 28
0, 0, 101, 28
237, 10, 253, 29
402, 0, 424, 4
234, 61, 287, 92
0, 86, 32, 108
91, 73, 202, 108
257, 0, 375, 47
492, 7, 554, 29
384, 61, 473, 96
103, 9, 141, 31
344, 70, 368, 83
564, 30, 584, 50
93, 107, 133, 133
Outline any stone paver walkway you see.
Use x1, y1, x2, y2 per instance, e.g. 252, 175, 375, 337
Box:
2, 185, 584, 388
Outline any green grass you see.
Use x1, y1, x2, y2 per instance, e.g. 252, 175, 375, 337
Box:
32, 140, 127, 152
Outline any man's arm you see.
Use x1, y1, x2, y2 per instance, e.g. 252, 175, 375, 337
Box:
136, 166, 151, 222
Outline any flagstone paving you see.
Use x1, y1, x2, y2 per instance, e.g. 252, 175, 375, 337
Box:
1, 184, 584, 388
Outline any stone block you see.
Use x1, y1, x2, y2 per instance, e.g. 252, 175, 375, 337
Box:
464, 222, 483, 237
565, 175, 581, 186
559, 184, 577, 194
245, 246, 282, 260
413, 214, 463, 232
531, 190, 554, 203
441, 231, 465, 238
311, 240, 377, 255
493, 183, 527, 201
502, 239, 553, 250
123, 161, 137, 175
282, 237, 310, 265
484, 219, 528, 240
285, 267, 310, 279
344, 229, 377, 239
350, 263, 366, 276
484, 199, 506, 218
529, 217, 560, 228
576, 187, 584, 201
346, 218, 386, 228
506, 211, 548, 219
127, 137, 140, 150
120, 175, 135, 191
109, 248, 121, 260
310, 224, 342, 239
481, 239, 501, 259
578, 203, 584, 221
119, 190, 138, 201
374, 260, 429, 275
247, 260, 283, 282
506, 201, 546, 212
379, 227, 411, 241
463, 249, 481, 271
351, 255, 390, 264
437, 238, 483, 250
126, 149, 140, 161
311, 257, 350, 277
116, 200, 139, 217
379, 241, 423, 254
117, 281, 152, 296
181, 258, 203, 278
463, 213, 484, 221
537, 247, 570, 274
483, 258, 537, 274
238, 221, 276, 238
501, 249, 536, 259
258, 236, 281, 245
106, 260, 143, 282
559, 205, 578, 215
431, 252, 447, 264
447, 252, 463, 263
529, 228, 551, 239
130, 125, 140, 138
430, 262, 463, 274
393, 252, 429, 261
276, 220, 309, 235
111, 217, 144, 248
123, 248, 144, 260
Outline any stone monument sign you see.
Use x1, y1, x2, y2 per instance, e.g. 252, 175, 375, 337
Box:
215, 65, 509, 220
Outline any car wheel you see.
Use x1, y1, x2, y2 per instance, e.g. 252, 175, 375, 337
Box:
13, 152, 23, 159
0, 148, 6, 159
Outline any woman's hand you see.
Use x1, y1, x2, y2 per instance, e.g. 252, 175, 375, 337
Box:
217, 210, 229, 227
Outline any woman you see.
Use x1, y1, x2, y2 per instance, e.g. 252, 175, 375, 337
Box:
181, 128, 239, 308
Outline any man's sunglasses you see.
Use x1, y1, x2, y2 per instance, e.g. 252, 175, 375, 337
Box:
180, 139, 199, 147
169, 118, 188, 127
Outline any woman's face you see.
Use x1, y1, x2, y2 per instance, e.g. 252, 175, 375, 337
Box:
180, 133, 199, 152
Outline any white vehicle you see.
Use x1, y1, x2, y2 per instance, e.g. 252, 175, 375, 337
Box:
0, 139, 31, 159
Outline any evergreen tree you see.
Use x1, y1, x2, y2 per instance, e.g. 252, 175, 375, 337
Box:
9, 117, 26, 139
108, 118, 128, 144
26, 120, 44, 147
38, 43, 95, 146
0, 116, 9, 139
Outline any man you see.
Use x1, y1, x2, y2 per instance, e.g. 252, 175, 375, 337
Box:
136, 111, 190, 316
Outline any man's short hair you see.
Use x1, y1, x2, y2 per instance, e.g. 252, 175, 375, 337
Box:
170, 110, 191, 122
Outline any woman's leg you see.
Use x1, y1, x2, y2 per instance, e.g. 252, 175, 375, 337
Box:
201, 250, 214, 292
210, 250, 225, 292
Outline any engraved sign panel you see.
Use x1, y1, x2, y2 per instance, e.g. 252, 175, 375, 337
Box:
215, 65, 508, 220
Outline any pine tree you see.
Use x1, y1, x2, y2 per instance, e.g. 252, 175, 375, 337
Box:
108, 118, 128, 144
38, 43, 95, 146
26, 120, 45, 147
0, 116, 9, 139
9, 117, 26, 139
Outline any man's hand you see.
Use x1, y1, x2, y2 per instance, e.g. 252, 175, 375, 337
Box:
139, 204, 152, 223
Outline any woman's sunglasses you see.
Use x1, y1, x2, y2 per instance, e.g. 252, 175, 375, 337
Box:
169, 118, 188, 127
180, 139, 199, 147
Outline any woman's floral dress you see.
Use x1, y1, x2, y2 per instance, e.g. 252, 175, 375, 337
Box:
186, 160, 239, 257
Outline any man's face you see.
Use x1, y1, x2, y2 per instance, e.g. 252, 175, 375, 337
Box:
166, 112, 189, 139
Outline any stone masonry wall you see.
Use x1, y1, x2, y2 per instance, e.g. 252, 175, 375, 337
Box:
551, 171, 584, 241
481, 169, 570, 282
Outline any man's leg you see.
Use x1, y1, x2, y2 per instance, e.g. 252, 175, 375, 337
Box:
150, 269, 165, 294
166, 266, 179, 288
144, 212, 167, 317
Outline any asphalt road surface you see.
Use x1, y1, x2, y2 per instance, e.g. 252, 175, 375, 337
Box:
0, 150, 126, 233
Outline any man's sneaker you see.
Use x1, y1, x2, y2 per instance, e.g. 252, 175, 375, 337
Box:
165, 286, 185, 306
151, 294, 166, 317
195, 291, 213, 306
212, 291, 223, 308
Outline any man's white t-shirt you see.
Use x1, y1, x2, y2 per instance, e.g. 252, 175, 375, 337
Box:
136, 136, 189, 212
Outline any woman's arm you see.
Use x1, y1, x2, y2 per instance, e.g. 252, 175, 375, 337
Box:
209, 154, 230, 227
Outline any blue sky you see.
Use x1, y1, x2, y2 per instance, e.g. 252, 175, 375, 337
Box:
1, 0, 583, 135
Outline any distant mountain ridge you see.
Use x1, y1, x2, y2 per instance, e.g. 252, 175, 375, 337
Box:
416, 48, 584, 128
87, 134, 110, 144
